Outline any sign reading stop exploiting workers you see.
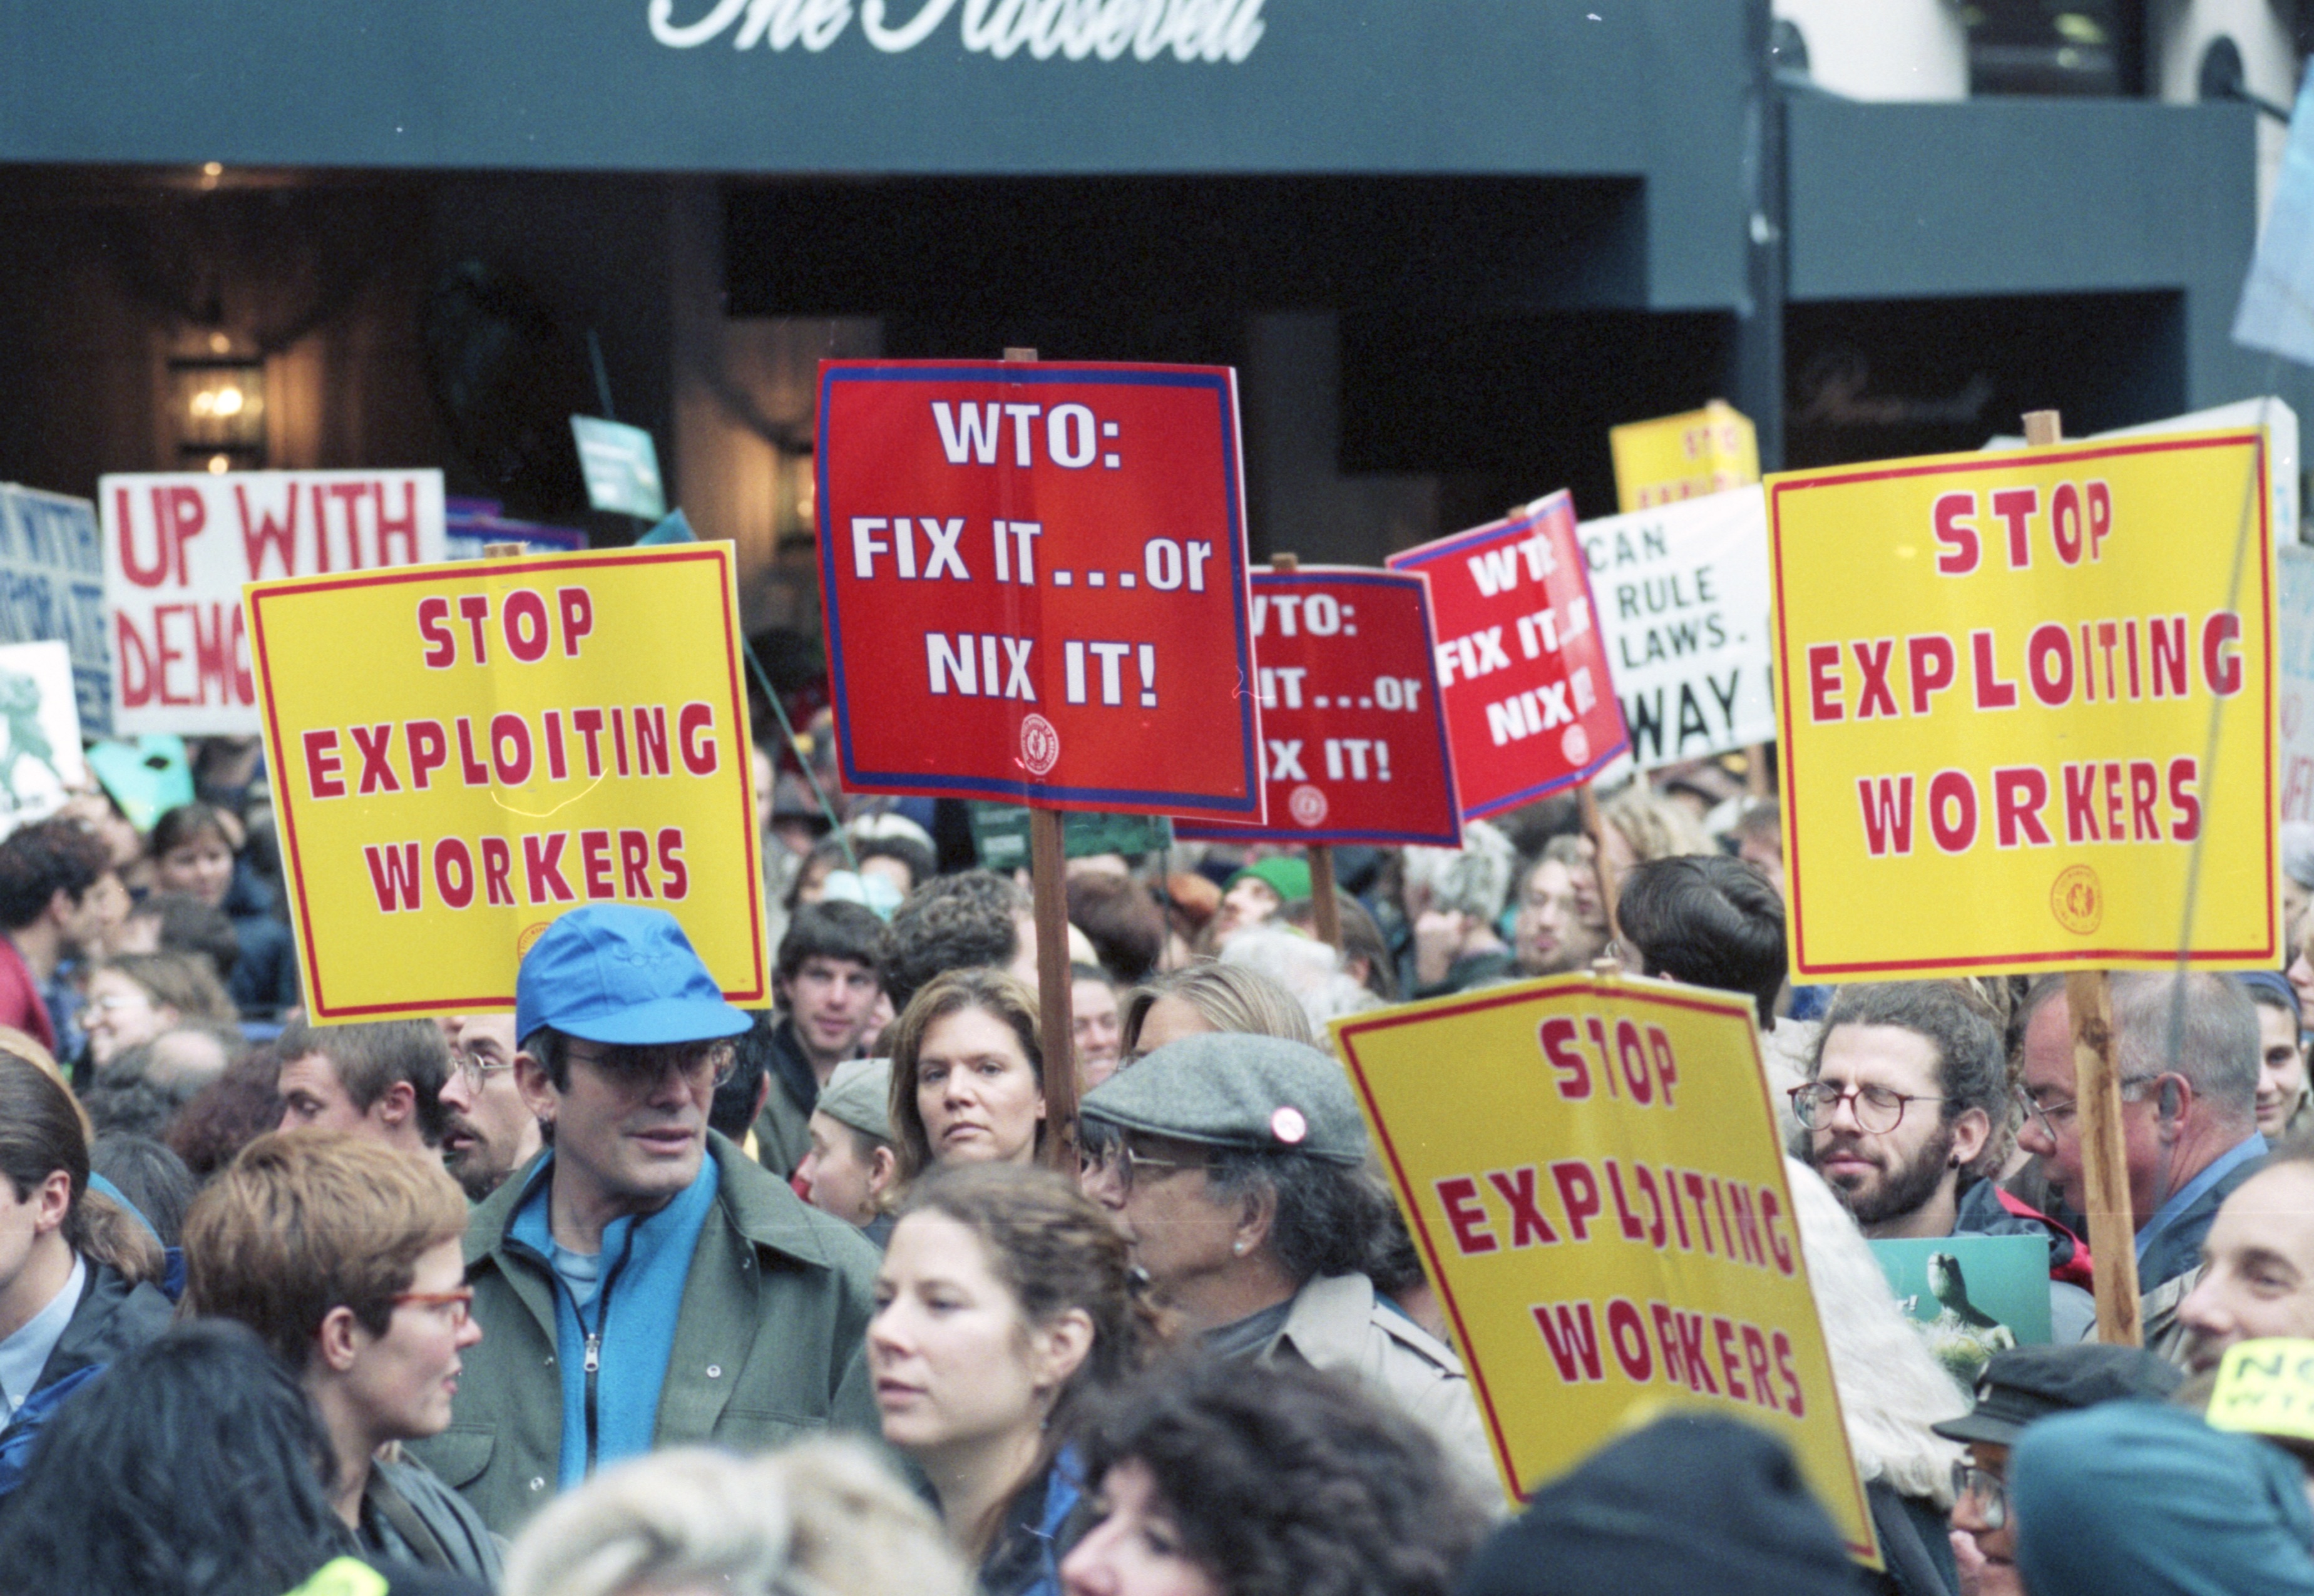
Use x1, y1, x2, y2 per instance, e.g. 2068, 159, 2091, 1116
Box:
1388, 491, 1627, 819
1332, 974, 1875, 1560
1769, 431, 2277, 979
247, 545, 764, 1021
102, 470, 447, 737
1174, 567, 1461, 847
816, 361, 1260, 821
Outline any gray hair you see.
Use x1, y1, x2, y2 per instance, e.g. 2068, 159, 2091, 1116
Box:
1206, 1148, 1396, 1285
1218, 924, 1382, 1034
1402, 819, 1517, 921
503, 1439, 973, 1596
2109, 971, 2259, 1120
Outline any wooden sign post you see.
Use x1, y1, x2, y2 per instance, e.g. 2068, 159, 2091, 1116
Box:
2020, 409, 2142, 1345
1266, 552, 1344, 950
1001, 348, 1082, 1177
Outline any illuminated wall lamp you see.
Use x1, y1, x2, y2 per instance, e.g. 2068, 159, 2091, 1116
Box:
169, 357, 267, 473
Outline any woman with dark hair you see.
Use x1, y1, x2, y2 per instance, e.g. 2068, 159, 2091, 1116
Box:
0, 1050, 172, 1498
146, 801, 296, 1018
870, 1163, 1167, 1596
886, 968, 1047, 1180
0, 1318, 485, 1595
1059, 1359, 1489, 1596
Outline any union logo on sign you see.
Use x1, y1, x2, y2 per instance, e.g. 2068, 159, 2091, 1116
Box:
2050, 865, 2103, 936
1018, 714, 1060, 776
1288, 784, 1328, 827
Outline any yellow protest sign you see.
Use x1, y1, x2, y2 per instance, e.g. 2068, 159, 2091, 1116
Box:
1609, 400, 1760, 512
247, 545, 765, 1021
2207, 1339, 2314, 1445
1331, 974, 1875, 1562
1768, 430, 2276, 980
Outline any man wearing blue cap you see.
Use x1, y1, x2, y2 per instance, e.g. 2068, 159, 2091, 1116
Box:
406, 905, 881, 1535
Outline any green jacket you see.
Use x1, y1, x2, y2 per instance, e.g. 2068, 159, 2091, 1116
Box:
407, 1132, 882, 1537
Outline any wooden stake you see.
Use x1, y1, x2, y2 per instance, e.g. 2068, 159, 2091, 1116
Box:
2024, 410, 2140, 1344
1744, 744, 1771, 799
1577, 780, 1624, 947
2066, 969, 2142, 1344
1030, 807, 1078, 1175
1005, 346, 1079, 1175
1267, 551, 1344, 950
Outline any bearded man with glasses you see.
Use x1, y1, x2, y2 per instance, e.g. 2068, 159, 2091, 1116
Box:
406, 905, 881, 1537
1796, 981, 2097, 1343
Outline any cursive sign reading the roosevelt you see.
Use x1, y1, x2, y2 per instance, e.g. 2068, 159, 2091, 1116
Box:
647, 0, 1265, 60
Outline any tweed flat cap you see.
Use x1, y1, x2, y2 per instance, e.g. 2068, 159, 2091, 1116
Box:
1080, 1032, 1367, 1164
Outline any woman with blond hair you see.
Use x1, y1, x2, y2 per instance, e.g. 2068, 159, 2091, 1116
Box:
503, 1438, 975, 1596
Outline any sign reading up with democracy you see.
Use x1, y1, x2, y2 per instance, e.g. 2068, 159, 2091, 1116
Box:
103, 470, 446, 737
1769, 432, 2276, 978
816, 361, 1260, 821
1174, 566, 1461, 847
1584, 488, 1774, 767
1388, 492, 1627, 819
1332, 974, 1873, 1559
247, 545, 764, 1021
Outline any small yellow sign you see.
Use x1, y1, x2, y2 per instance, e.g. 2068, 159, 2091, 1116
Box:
247, 545, 766, 1021
1609, 401, 1761, 513
2208, 1338, 2314, 1445
1331, 974, 1876, 1563
1766, 430, 2277, 980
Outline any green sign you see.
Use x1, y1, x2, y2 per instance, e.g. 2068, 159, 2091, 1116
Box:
571, 416, 666, 520
1870, 1235, 2053, 1389
969, 804, 1173, 871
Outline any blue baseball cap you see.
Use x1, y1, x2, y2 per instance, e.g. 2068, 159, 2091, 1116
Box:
515, 905, 753, 1046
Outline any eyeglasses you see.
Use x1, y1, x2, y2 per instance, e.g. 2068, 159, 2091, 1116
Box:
2015, 1077, 2157, 1141
1093, 1138, 1211, 1194
390, 1287, 475, 1326
1788, 1082, 1946, 1133
568, 1040, 737, 1092
1951, 1461, 2009, 1531
451, 1045, 515, 1093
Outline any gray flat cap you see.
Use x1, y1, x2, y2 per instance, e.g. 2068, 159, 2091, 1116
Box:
1080, 1032, 1368, 1165
815, 1056, 893, 1143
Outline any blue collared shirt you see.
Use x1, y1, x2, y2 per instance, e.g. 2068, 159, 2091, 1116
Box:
2137, 1132, 2268, 1265
0, 1254, 83, 1425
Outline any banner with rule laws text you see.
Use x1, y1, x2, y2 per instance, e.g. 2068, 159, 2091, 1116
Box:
103, 470, 446, 737
1768, 430, 2276, 980
1331, 974, 1875, 1561
247, 545, 764, 1021
1172, 566, 1461, 847
1388, 491, 1627, 819
816, 361, 1260, 821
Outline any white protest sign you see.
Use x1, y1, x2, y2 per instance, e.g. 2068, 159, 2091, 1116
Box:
100, 469, 446, 735
0, 642, 85, 834
0, 484, 110, 737
1984, 398, 2299, 550
2281, 546, 2314, 824
1581, 488, 1774, 767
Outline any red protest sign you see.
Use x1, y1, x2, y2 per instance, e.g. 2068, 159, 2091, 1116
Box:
1388, 491, 1627, 817
816, 361, 1261, 822
1175, 567, 1462, 847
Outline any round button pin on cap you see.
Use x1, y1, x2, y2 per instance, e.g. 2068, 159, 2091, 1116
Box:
1271, 1106, 1308, 1145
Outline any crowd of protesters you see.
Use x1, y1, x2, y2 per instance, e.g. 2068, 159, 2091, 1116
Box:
1, 731, 2313, 1596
